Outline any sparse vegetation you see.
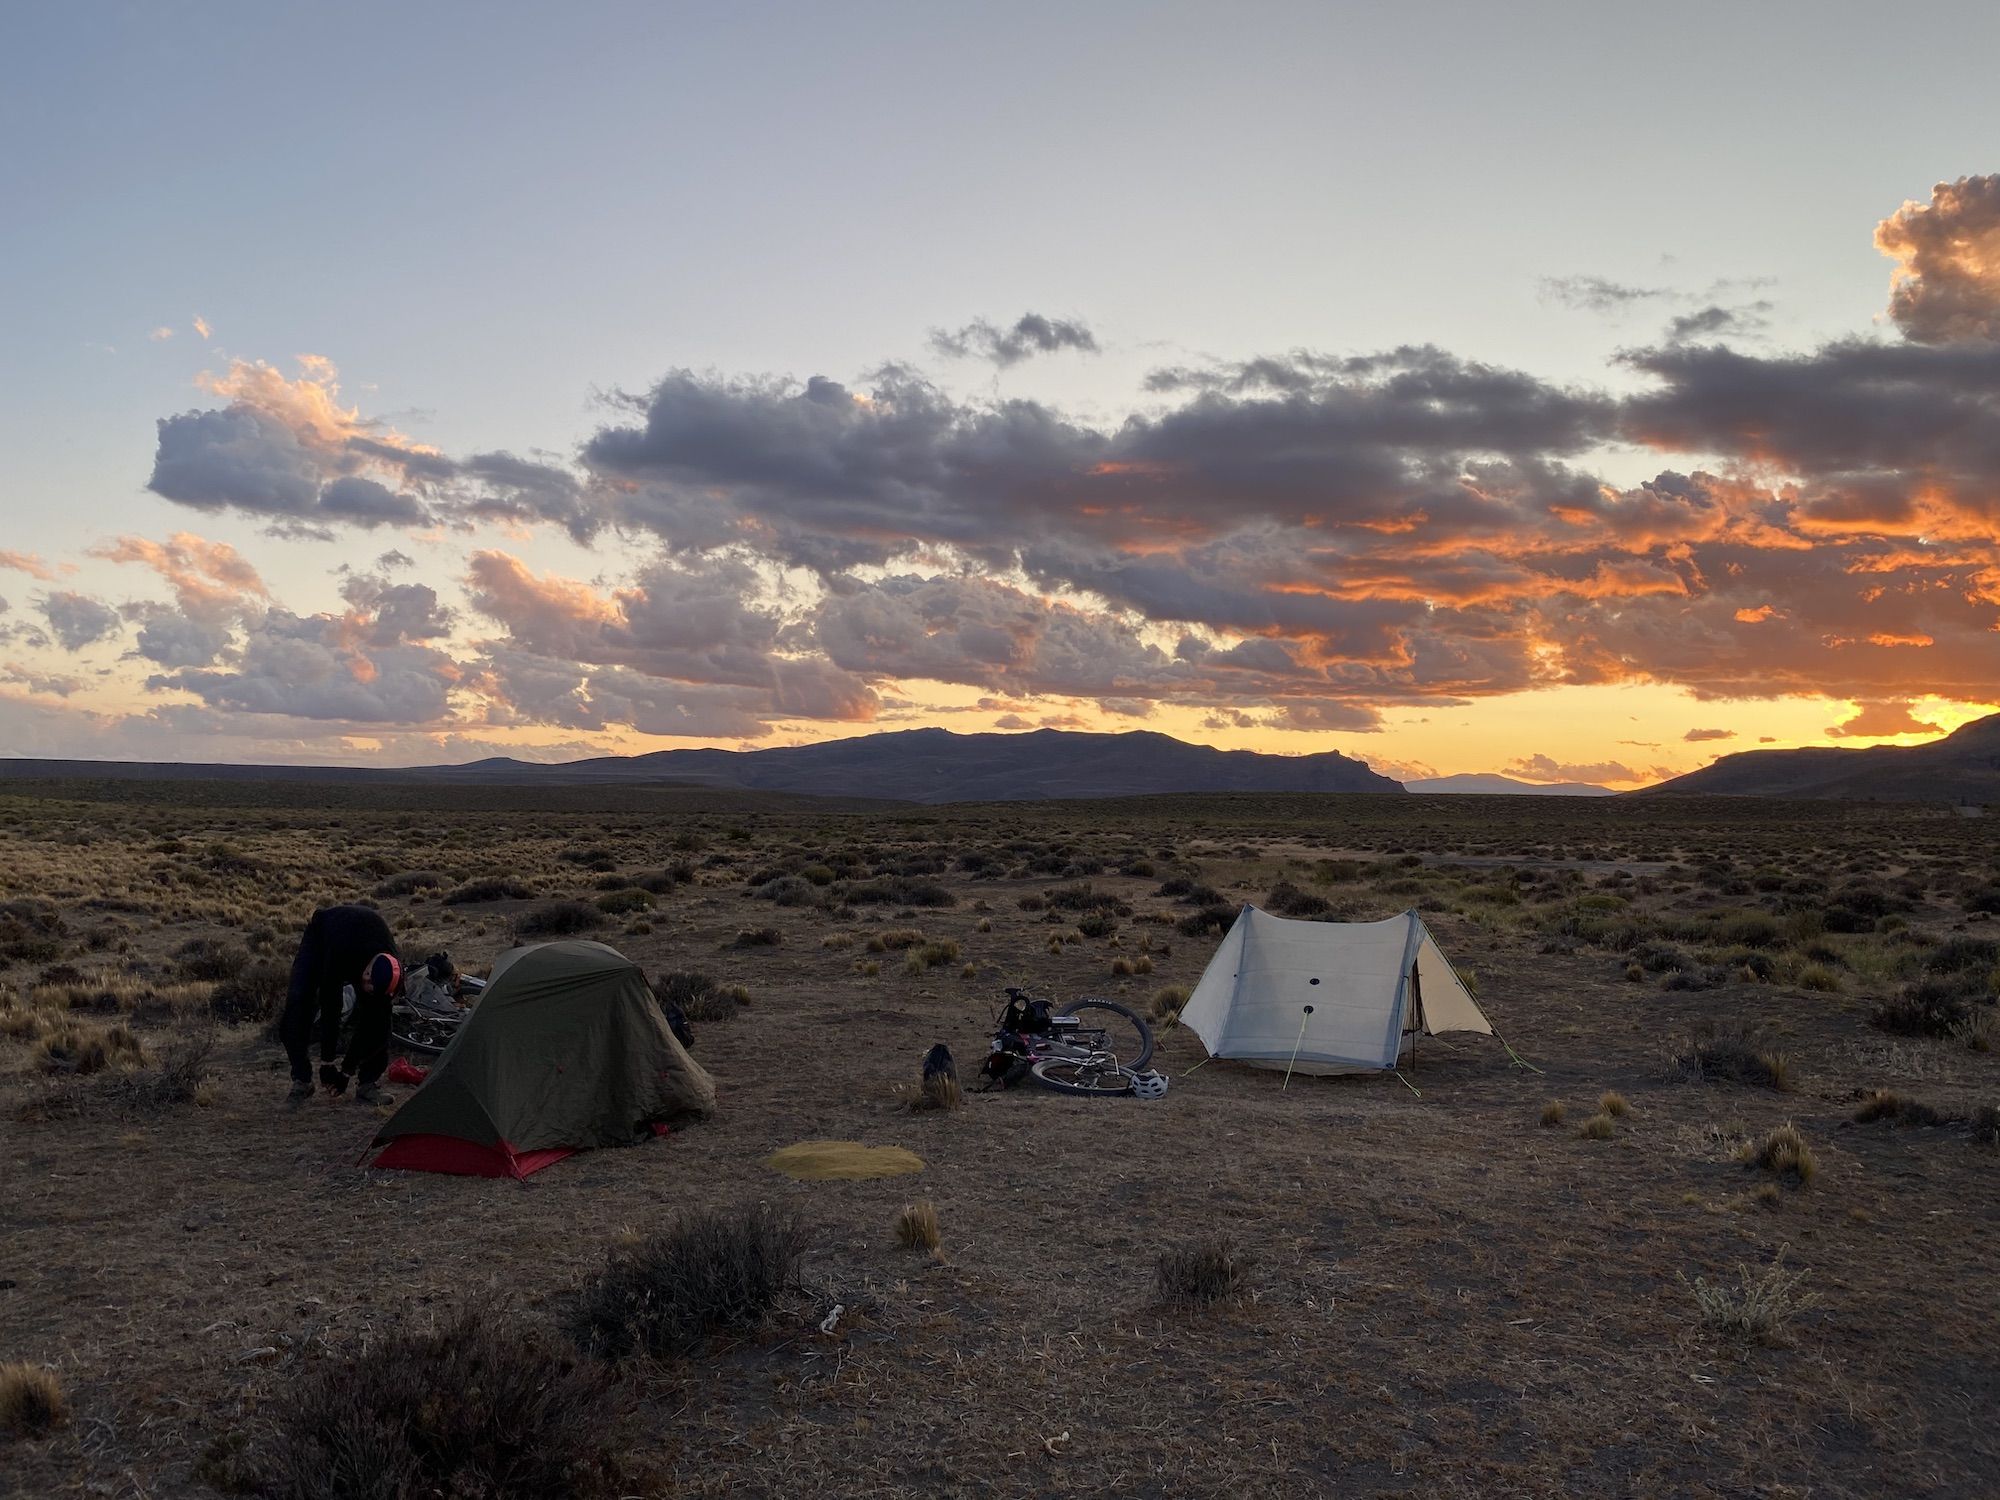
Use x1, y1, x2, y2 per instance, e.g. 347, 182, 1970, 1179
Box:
569, 1205, 807, 1360
265, 1311, 618, 1499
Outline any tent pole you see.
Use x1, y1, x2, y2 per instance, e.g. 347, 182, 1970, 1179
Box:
1408, 959, 1425, 1078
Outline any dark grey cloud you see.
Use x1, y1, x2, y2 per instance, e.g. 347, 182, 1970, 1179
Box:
127, 604, 234, 669
149, 610, 458, 723
149, 405, 326, 516
1665, 301, 1771, 342
929, 313, 1099, 367
39, 591, 122, 651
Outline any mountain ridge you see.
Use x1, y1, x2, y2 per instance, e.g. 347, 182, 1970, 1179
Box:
1643, 713, 2000, 802
0, 726, 1403, 804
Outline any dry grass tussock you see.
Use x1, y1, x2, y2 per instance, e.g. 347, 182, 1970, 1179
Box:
257, 1312, 620, 1500
1598, 1089, 1630, 1118
0, 1362, 67, 1437
1539, 1100, 1565, 1127
894, 1200, 941, 1251
1155, 1237, 1248, 1307
1683, 1251, 1818, 1345
568, 1204, 807, 1360
1577, 1112, 1617, 1140
1740, 1122, 1818, 1187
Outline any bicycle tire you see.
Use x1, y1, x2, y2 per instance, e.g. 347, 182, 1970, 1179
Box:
389, 1016, 457, 1056
1030, 1057, 1135, 1097
1056, 998, 1154, 1071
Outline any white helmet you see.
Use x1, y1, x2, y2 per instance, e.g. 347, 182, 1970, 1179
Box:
1129, 1069, 1170, 1100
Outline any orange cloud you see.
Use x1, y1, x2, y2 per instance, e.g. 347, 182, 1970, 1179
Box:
0, 550, 59, 581
94, 533, 270, 620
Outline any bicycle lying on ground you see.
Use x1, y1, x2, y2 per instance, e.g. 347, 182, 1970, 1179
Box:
387, 954, 485, 1056
983, 986, 1159, 1097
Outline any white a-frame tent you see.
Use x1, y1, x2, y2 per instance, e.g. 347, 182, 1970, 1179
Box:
1180, 906, 1492, 1074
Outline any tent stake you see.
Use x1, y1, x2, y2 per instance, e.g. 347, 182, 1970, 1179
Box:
1281, 1004, 1315, 1090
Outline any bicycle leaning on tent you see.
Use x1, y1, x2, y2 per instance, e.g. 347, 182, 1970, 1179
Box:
981, 986, 1157, 1096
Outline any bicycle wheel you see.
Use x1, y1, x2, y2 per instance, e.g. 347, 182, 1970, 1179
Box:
1030, 1056, 1135, 1097
390, 1015, 457, 1055
1056, 998, 1154, 1071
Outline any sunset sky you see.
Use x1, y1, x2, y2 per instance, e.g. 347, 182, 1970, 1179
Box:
3, 3, 1998, 787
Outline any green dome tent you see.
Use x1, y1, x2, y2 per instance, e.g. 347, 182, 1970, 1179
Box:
370, 939, 716, 1179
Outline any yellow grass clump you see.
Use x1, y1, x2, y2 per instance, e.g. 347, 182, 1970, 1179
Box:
894, 1199, 941, 1251
765, 1141, 925, 1181
0, 1362, 67, 1437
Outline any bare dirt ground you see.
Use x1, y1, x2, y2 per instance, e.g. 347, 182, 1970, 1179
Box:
1, 782, 1996, 1498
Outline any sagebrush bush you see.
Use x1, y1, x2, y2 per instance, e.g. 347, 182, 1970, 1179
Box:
656, 971, 741, 1023
267, 1312, 618, 1499
173, 937, 251, 982
1156, 1237, 1247, 1306
569, 1206, 807, 1360
728, 926, 781, 949
1684, 1253, 1817, 1345
443, 877, 536, 905
515, 900, 604, 939
209, 958, 291, 1024
373, 870, 446, 898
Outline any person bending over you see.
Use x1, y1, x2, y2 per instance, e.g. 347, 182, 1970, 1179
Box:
280, 904, 403, 1107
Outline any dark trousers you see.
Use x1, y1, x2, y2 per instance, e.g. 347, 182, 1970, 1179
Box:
280, 978, 391, 1087
342, 989, 392, 1088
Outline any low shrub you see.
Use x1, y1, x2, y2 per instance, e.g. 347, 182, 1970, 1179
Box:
1851, 1089, 1955, 1128
444, 877, 536, 905
173, 937, 251, 983
1076, 913, 1118, 939
593, 889, 652, 916
1871, 977, 1980, 1038
728, 926, 781, 949
845, 878, 955, 908
373, 870, 447, 898
267, 1311, 618, 1499
1177, 903, 1237, 938
656, 972, 743, 1024
1666, 1027, 1792, 1090
1266, 881, 1332, 919
569, 1205, 807, 1360
210, 958, 291, 1025
515, 901, 604, 939
756, 876, 818, 907
1683, 1253, 1817, 1345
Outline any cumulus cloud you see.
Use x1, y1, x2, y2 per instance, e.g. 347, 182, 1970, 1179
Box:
109, 172, 2000, 753
1876, 175, 2000, 343
929, 312, 1099, 367
1826, 700, 1942, 739
148, 358, 596, 538
39, 592, 122, 651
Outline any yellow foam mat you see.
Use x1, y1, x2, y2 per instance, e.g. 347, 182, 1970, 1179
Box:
765, 1140, 926, 1181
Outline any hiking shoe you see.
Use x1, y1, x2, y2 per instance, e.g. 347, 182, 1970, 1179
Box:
286, 1080, 313, 1108
354, 1083, 393, 1106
